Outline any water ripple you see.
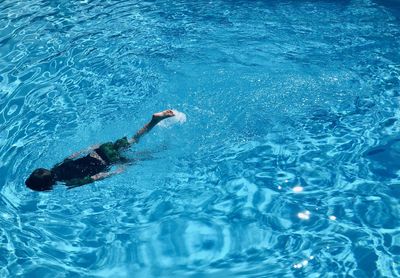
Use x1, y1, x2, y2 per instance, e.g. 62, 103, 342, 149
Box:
1, 0, 400, 277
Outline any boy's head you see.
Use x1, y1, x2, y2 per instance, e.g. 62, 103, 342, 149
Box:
25, 168, 55, 191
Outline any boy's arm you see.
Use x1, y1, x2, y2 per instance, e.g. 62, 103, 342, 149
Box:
91, 167, 125, 181
129, 110, 175, 144
67, 144, 101, 159
66, 167, 125, 189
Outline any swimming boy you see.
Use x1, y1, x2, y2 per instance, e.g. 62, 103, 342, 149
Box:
25, 110, 175, 191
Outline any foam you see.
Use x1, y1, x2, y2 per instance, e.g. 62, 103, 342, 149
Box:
158, 110, 187, 128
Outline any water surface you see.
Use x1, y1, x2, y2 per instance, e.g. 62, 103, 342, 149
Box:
1, 0, 400, 277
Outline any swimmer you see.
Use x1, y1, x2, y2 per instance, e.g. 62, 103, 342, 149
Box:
25, 110, 175, 191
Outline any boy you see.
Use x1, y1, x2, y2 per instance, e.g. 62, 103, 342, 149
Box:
25, 110, 175, 191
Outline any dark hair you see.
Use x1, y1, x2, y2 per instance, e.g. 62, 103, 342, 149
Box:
25, 168, 55, 191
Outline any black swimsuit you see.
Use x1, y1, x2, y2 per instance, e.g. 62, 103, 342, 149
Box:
52, 137, 130, 186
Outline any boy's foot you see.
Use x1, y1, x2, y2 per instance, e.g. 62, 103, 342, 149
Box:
152, 110, 175, 122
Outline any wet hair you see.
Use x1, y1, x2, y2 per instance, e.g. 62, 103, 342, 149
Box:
25, 168, 55, 191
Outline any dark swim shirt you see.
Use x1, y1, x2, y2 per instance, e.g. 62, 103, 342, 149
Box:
52, 136, 130, 186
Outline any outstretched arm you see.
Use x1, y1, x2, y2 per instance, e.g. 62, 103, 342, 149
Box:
66, 167, 125, 189
67, 144, 101, 160
129, 110, 175, 144
91, 166, 125, 181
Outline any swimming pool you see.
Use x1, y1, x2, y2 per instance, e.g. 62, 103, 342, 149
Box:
1, 0, 400, 276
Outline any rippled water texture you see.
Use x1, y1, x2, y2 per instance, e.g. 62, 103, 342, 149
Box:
1, 0, 400, 277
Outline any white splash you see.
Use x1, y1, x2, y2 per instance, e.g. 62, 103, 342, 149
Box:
158, 110, 187, 128
329, 215, 337, 221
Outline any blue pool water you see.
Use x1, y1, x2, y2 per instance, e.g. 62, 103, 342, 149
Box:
1, 0, 400, 277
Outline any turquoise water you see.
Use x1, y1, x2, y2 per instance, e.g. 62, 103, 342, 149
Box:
1, 0, 400, 276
